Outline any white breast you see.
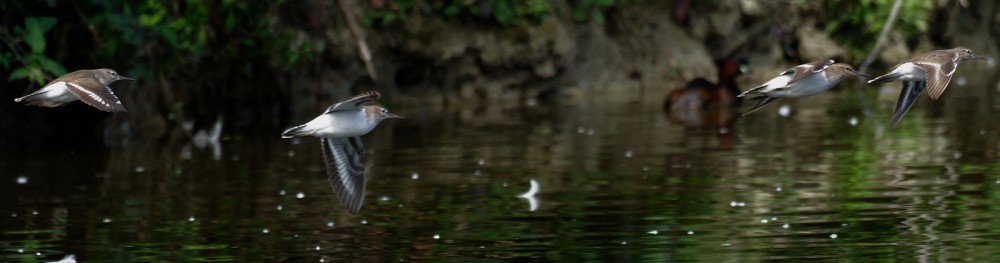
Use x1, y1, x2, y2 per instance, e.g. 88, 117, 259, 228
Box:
768, 73, 830, 98
891, 63, 927, 81
304, 110, 375, 138
37, 82, 78, 102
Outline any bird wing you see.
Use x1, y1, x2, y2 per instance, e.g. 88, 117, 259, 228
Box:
786, 59, 834, 85
890, 80, 926, 127
65, 76, 127, 112
320, 137, 367, 215
913, 60, 956, 101
324, 91, 381, 114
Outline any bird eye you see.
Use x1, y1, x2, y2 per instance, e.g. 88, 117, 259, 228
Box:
966, 50, 972, 54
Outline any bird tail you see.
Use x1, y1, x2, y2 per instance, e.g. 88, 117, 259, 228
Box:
741, 96, 779, 116
867, 72, 902, 84
281, 124, 311, 138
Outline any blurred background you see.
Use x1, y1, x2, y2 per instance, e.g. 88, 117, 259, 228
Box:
4, 0, 1000, 262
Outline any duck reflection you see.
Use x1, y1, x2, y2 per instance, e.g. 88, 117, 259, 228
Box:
517, 179, 540, 212
663, 59, 746, 147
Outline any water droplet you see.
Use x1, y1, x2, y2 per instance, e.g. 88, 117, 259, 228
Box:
279, 190, 286, 195
782, 224, 790, 229
577, 127, 585, 134
189, 216, 196, 222
776, 187, 782, 192
361, 219, 368, 224
647, 230, 658, 235
15, 176, 27, 185
478, 159, 486, 166
35, 252, 41, 256
830, 233, 838, 239
17, 248, 23, 253
687, 231, 694, 235
848, 117, 858, 126
719, 127, 729, 134
276, 205, 283, 211
379, 196, 390, 201
778, 105, 791, 117
10, 213, 16, 217
721, 243, 731, 246
642, 166, 649, 171
315, 245, 321, 251
841, 223, 848, 227
729, 201, 738, 207
620, 241, 627, 245
433, 234, 440, 240
587, 128, 596, 135
327, 221, 335, 227
624, 150, 633, 158
102, 218, 112, 223
135, 166, 145, 173
739, 202, 746, 207
771, 217, 777, 221
262, 228, 269, 234
31, 210, 38, 215
760, 219, 769, 224
296, 192, 305, 199
411, 172, 419, 179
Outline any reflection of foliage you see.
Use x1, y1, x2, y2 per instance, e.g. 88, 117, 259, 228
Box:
824, 0, 933, 58
362, 0, 637, 27
2, 16, 67, 85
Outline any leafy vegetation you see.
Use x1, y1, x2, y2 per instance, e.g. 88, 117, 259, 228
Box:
824, 0, 934, 59
2, 16, 67, 85
362, 0, 635, 27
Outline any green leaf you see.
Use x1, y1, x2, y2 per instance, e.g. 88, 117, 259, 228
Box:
36, 56, 67, 76
8, 67, 32, 82
24, 16, 57, 54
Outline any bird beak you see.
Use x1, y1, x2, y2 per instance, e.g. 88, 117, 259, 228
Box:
121, 76, 135, 81
855, 72, 871, 78
386, 113, 404, 119
974, 55, 989, 60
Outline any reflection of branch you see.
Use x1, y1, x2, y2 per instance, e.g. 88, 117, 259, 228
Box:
336, 0, 378, 81
858, 0, 903, 73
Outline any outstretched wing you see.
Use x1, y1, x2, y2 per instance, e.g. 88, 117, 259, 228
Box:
324, 91, 381, 114
890, 80, 926, 127
320, 137, 367, 215
65, 77, 127, 112
786, 59, 834, 85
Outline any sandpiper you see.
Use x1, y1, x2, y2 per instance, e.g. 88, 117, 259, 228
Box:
867, 47, 986, 127
738, 59, 867, 116
281, 91, 402, 215
14, 68, 132, 112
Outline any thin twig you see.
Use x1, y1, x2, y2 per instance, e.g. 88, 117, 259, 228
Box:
858, 0, 904, 74
336, 0, 378, 81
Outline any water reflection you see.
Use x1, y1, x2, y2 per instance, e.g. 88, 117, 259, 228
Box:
3, 72, 1000, 261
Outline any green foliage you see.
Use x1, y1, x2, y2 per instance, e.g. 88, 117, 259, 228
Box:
4, 16, 67, 85
363, 0, 553, 27
571, 0, 616, 24
824, 0, 933, 59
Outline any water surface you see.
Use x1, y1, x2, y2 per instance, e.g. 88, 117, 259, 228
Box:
3, 74, 1000, 262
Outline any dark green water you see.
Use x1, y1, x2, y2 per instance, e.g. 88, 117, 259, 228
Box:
4, 69, 1000, 262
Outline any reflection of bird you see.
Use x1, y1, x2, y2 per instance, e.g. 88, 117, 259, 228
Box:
281, 91, 402, 215
868, 47, 986, 127
15, 69, 132, 112
739, 60, 867, 116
